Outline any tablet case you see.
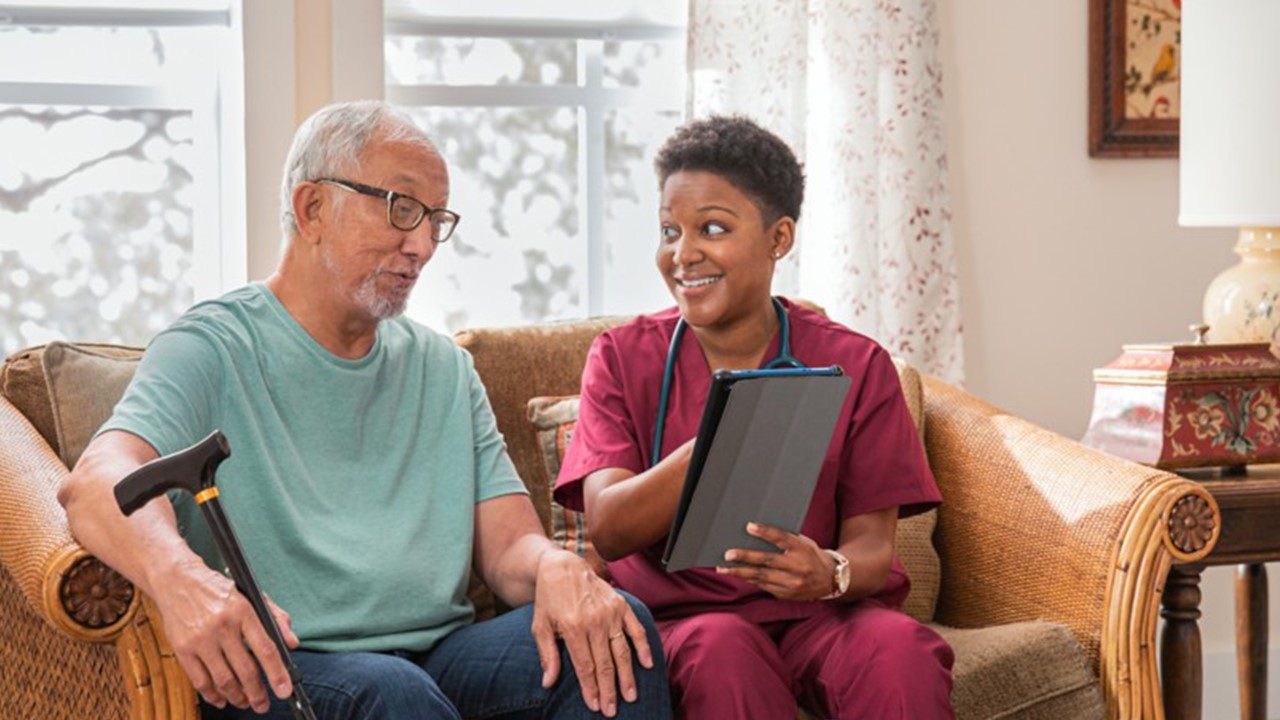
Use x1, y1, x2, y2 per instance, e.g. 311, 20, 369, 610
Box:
662, 367, 851, 572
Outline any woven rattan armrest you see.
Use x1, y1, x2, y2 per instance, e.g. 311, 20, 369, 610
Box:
0, 395, 198, 719
0, 394, 141, 640
922, 377, 1218, 719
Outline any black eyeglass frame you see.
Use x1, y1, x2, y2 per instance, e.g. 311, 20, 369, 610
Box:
316, 178, 461, 242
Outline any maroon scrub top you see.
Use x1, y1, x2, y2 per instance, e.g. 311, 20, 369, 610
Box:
554, 299, 942, 623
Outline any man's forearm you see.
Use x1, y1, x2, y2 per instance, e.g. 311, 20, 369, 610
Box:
58, 435, 204, 599
485, 532, 563, 607
474, 493, 592, 607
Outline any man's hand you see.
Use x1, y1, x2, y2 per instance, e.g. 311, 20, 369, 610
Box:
529, 551, 654, 718
715, 522, 838, 601
151, 559, 299, 713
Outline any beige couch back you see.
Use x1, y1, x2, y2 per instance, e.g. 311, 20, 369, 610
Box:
454, 316, 631, 533
1, 343, 143, 461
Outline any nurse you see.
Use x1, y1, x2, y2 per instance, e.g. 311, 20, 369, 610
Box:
553, 116, 955, 720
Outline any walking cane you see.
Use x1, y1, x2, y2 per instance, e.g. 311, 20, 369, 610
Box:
114, 431, 318, 720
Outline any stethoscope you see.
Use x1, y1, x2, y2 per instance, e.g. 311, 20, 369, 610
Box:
649, 296, 805, 468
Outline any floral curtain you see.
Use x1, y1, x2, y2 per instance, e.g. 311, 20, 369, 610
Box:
687, 0, 963, 384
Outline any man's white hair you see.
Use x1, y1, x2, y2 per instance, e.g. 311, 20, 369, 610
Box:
279, 100, 438, 240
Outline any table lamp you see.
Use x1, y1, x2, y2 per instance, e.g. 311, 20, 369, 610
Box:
1179, 0, 1280, 343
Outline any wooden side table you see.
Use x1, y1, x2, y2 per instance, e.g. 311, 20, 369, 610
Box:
1162, 466, 1280, 720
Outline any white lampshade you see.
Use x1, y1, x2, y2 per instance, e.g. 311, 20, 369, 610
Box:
1179, 0, 1280, 227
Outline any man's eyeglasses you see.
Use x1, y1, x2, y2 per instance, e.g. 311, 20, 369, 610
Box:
316, 178, 461, 243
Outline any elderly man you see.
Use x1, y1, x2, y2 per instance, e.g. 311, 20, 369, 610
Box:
58, 101, 671, 720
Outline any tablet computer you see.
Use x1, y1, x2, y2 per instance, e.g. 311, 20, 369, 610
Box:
661, 365, 851, 571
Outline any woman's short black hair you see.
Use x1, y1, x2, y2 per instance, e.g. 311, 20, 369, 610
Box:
654, 115, 805, 224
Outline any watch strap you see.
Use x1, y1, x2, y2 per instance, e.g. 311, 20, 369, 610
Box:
818, 549, 849, 601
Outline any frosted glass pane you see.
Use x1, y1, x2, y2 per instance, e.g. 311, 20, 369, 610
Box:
603, 108, 683, 315
0, 106, 195, 354
386, 37, 577, 86
0, 25, 221, 86
603, 39, 683, 90
403, 106, 583, 332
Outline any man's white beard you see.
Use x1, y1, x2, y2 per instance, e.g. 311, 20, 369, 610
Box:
354, 274, 408, 319
322, 245, 409, 320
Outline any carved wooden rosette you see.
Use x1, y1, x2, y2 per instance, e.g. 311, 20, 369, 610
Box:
60, 555, 134, 629
1167, 494, 1218, 556
43, 547, 140, 643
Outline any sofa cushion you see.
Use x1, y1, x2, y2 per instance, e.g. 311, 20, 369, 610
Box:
890, 358, 942, 622
41, 342, 142, 468
933, 621, 1104, 720
455, 317, 632, 533
527, 395, 610, 580
793, 620, 1101, 720
1, 343, 142, 465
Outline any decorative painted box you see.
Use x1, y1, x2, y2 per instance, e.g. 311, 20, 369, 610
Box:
1082, 334, 1280, 469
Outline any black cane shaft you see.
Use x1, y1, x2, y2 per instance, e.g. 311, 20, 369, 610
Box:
199, 499, 289, 652
198, 497, 317, 720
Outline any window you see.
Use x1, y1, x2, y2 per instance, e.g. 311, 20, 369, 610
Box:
384, 0, 686, 332
0, 1, 244, 355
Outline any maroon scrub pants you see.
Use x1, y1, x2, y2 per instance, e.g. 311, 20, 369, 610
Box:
657, 599, 954, 719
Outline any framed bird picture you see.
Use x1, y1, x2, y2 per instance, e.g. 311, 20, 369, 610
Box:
1088, 0, 1181, 157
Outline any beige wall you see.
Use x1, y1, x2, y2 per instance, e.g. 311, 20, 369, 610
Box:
938, 1, 1277, 717
242, 0, 385, 282
939, 0, 1229, 438
243, 1, 296, 286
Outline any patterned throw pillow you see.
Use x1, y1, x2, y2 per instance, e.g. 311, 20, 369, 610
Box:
526, 396, 610, 580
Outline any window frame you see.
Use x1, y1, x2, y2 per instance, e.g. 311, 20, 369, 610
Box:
384, 15, 685, 317
0, 2, 247, 305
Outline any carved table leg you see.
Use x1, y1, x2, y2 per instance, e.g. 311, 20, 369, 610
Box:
1163, 564, 1204, 720
1236, 563, 1267, 720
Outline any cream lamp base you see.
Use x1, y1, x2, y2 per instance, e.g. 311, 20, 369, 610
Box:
1204, 228, 1280, 343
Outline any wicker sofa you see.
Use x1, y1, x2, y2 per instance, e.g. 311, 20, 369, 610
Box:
0, 317, 1219, 720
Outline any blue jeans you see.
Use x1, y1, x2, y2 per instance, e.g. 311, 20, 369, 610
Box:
201, 592, 671, 720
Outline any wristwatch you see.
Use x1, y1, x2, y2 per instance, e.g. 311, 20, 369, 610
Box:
819, 549, 850, 600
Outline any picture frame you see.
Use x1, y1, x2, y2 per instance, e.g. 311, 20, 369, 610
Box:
1088, 0, 1181, 157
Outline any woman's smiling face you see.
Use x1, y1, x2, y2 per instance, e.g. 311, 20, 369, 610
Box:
657, 170, 792, 329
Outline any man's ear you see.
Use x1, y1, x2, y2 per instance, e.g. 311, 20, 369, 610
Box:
770, 216, 796, 261
291, 182, 325, 245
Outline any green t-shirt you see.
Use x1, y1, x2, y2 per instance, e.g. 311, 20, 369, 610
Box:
99, 282, 527, 653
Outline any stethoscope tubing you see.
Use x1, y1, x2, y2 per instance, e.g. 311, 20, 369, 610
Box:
649, 297, 804, 468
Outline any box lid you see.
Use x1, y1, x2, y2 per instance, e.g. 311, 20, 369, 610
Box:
1093, 326, 1280, 386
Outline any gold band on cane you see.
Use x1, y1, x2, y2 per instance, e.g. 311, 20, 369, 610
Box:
194, 487, 220, 505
